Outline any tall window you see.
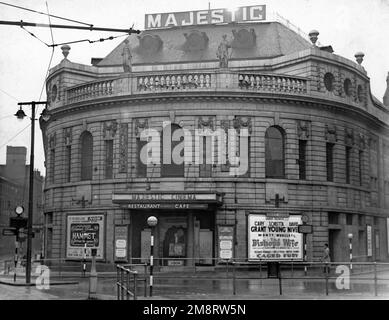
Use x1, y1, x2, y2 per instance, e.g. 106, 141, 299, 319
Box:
199, 136, 212, 177
80, 131, 93, 181
161, 124, 184, 177
298, 140, 307, 180
265, 126, 285, 178
65, 145, 71, 182
345, 146, 351, 184
358, 150, 363, 186
105, 140, 113, 179
50, 148, 55, 183
136, 137, 147, 177
326, 143, 334, 182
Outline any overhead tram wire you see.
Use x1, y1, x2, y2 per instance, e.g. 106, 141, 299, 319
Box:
0, 1, 92, 26
0, 123, 31, 151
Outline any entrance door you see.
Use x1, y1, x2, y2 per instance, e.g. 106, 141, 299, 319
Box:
163, 226, 187, 266
328, 229, 341, 262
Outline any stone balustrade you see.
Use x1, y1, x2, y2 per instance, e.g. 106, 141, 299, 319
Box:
137, 73, 213, 92
67, 79, 115, 103
238, 74, 307, 94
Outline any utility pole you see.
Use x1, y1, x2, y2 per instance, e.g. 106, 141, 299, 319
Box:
15, 101, 47, 284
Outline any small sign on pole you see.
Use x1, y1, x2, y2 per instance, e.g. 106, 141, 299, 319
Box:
298, 224, 313, 234
2, 228, 17, 236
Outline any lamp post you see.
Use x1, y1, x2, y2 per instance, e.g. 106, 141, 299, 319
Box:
147, 216, 158, 297
348, 233, 353, 272
15, 101, 47, 284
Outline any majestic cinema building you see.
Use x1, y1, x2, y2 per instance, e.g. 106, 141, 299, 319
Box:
40, 5, 389, 267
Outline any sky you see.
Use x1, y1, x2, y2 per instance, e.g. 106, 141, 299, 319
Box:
0, 0, 388, 176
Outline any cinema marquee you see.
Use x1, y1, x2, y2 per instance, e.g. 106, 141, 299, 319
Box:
145, 5, 266, 29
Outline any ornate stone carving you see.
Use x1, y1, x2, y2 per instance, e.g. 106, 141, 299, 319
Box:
231, 28, 256, 49
216, 35, 231, 68
134, 118, 149, 137
118, 123, 128, 173
103, 120, 118, 140
64, 127, 72, 146
183, 31, 209, 51
233, 116, 252, 134
358, 133, 366, 150
137, 34, 163, 54
122, 39, 132, 73
82, 120, 88, 132
198, 116, 214, 130
325, 124, 337, 143
344, 128, 354, 146
297, 120, 310, 140
49, 132, 56, 149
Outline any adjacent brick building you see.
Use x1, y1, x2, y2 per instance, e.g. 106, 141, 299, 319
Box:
40, 12, 389, 266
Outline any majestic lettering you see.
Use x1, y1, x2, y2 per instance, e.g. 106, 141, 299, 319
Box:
145, 5, 266, 29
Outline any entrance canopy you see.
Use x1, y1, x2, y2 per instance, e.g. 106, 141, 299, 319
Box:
112, 191, 223, 210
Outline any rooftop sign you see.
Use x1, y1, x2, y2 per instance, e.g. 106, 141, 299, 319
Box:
145, 5, 266, 30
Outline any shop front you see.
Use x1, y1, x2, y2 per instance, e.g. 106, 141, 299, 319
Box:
112, 192, 223, 267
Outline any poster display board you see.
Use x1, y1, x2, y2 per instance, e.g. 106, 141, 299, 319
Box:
248, 214, 302, 261
66, 214, 105, 259
367, 224, 373, 257
218, 226, 234, 261
114, 225, 128, 261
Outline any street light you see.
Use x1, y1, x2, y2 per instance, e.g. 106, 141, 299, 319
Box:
15, 101, 47, 284
348, 233, 353, 271
147, 216, 158, 297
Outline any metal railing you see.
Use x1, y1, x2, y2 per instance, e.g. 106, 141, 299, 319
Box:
116, 264, 148, 300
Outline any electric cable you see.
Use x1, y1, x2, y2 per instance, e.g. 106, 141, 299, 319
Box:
0, 123, 31, 150
0, 1, 92, 26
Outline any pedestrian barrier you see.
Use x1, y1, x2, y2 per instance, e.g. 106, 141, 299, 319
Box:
116, 264, 148, 300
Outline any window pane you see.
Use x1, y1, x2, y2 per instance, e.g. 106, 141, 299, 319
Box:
161, 124, 184, 177
81, 132, 93, 181
265, 127, 284, 178
137, 138, 147, 177
105, 140, 113, 179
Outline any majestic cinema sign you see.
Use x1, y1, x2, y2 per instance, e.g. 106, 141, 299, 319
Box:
112, 192, 223, 205
145, 5, 266, 29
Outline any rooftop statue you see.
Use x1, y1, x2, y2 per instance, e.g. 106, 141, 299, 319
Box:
122, 39, 132, 73
216, 35, 231, 68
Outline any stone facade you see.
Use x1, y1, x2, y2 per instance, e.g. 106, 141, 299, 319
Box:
40, 20, 389, 266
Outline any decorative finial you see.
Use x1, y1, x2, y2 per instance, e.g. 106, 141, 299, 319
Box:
383, 71, 389, 107
61, 45, 71, 59
354, 51, 365, 65
308, 30, 319, 46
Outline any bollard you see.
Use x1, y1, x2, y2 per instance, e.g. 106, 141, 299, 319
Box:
126, 271, 130, 300
117, 267, 120, 300
232, 262, 236, 295
374, 262, 378, 297
144, 264, 147, 297
133, 272, 137, 300
279, 273, 282, 295
325, 262, 329, 296
88, 248, 98, 300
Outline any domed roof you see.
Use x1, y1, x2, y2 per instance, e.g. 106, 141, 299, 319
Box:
97, 21, 311, 67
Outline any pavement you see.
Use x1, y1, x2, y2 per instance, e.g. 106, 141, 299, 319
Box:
1, 268, 389, 300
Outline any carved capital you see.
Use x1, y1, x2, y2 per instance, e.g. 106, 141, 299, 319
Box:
344, 128, 354, 146
64, 127, 72, 146
134, 118, 149, 137
297, 120, 310, 140
103, 120, 118, 140
325, 124, 337, 143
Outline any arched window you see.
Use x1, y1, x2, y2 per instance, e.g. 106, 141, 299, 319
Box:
80, 131, 93, 181
161, 123, 184, 177
265, 126, 285, 178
